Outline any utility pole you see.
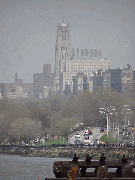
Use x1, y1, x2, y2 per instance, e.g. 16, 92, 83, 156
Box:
118, 124, 119, 143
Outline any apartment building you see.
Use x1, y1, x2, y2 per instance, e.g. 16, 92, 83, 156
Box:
103, 69, 111, 88
93, 69, 103, 90
33, 72, 54, 98
121, 64, 134, 92
72, 72, 88, 96
61, 58, 111, 92
110, 68, 122, 92
6, 85, 28, 98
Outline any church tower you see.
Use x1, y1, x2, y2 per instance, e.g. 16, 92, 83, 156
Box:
54, 20, 72, 93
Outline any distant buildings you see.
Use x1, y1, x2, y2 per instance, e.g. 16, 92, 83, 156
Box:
0, 21, 134, 98
92, 65, 134, 93
0, 63, 54, 99
0, 74, 33, 99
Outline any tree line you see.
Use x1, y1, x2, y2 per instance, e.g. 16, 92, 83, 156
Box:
0, 87, 134, 144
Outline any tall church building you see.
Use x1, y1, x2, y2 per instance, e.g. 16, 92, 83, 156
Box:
54, 21, 72, 94
54, 21, 111, 94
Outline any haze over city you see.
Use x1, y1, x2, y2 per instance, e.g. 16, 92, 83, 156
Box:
0, 0, 135, 83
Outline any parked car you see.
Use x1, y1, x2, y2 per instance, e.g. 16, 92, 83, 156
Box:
126, 131, 130, 135
84, 136, 90, 145
85, 129, 88, 134
119, 129, 122, 133
87, 127, 92, 135
123, 125, 128, 131
124, 134, 129, 139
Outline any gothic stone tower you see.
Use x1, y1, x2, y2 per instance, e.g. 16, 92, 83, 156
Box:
54, 21, 72, 93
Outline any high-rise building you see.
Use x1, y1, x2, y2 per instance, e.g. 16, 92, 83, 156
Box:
121, 64, 134, 92
54, 21, 72, 93
110, 68, 122, 92
33, 73, 54, 98
93, 69, 103, 90
103, 69, 111, 89
33, 63, 54, 98
73, 72, 88, 96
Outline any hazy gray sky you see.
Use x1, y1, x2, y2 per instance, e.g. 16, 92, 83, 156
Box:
0, 0, 135, 83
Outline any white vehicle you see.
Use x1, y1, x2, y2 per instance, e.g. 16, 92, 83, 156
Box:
85, 129, 88, 134
84, 136, 90, 145
75, 133, 80, 138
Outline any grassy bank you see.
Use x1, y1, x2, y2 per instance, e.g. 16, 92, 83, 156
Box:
100, 131, 118, 143
37, 137, 68, 146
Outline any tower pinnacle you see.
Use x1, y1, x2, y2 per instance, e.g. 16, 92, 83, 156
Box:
63, 15, 64, 23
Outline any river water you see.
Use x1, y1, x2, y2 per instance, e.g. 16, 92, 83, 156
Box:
0, 154, 72, 180
0, 154, 134, 180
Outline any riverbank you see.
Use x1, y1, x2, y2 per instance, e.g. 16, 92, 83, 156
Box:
0, 145, 135, 160
23, 148, 135, 161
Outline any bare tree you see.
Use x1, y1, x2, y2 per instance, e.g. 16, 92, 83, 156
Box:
9, 118, 42, 144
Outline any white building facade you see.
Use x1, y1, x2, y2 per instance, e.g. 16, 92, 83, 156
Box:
54, 21, 111, 94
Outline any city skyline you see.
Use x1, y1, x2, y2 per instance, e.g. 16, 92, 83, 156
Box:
0, 0, 135, 83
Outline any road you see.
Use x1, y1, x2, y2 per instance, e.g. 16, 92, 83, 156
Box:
115, 126, 135, 143
69, 127, 102, 145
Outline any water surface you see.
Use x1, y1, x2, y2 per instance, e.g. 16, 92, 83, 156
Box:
0, 154, 71, 180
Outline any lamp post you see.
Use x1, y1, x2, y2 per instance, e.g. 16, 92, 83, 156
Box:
127, 109, 130, 126
115, 112, 118, 129
99, 107, 111, 137
118, 123, 119, 144
106, 111, 109, 137
114, 112, 119, 143
124, 105, 130, 126
112, 108, 116, 138
125, 115, 127, 126
110, 112, 114, 138
99, 107, 105, 128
